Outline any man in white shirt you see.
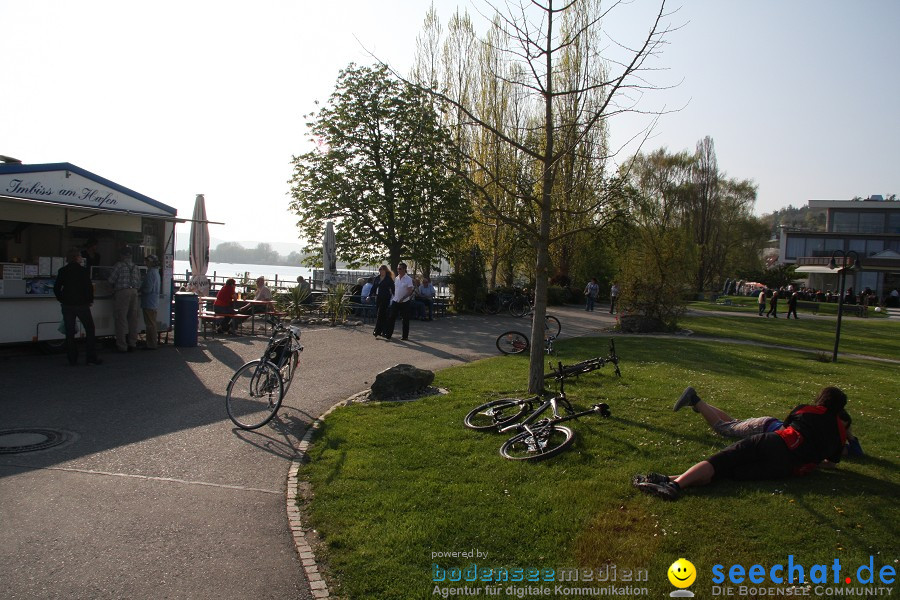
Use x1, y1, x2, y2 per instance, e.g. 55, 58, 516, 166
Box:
385, 262, 415, 340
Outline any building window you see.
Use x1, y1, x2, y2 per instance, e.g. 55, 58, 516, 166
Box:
824, 238, 844, 252
806, 237, 826, 256
849, 239, 866, 254
865, 239, 884, 256
832, 211, 858, 233
785, 237, 804, 260
859, 212, 885, 234
888, 212, 900, 234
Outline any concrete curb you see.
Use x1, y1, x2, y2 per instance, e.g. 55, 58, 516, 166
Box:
286, 398, 349, 600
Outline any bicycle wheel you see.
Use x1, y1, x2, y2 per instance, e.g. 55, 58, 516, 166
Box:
496, 331, 529, 355
509, 299, 528, 318
544, 315, 561, 338
226, 360, 284, 430
464, 398, 530, 431
280, 350, 300, 397
500, 424, 574, 461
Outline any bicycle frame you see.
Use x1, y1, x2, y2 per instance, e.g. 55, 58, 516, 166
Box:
255, 318, 302, 376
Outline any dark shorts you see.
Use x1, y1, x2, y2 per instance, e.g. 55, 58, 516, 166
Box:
707, 433, 797, 481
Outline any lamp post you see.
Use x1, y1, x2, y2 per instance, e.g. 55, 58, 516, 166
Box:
829, 250, 861, 362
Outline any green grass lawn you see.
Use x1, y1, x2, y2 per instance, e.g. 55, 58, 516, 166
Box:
680, 313, 900, 360
688, 295, 889, 318
299, 336, 899, 600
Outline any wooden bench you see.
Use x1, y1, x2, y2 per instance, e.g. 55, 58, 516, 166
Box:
199, 309, 250, 338
839, 304, 866, 317
432, 299, 449, 318
349, 302, 376, 324
795, 301, 820, 314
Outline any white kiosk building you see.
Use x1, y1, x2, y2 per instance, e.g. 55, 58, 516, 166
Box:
0, 160, 177, 347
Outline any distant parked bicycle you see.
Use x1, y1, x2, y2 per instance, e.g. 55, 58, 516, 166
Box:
225, 317, 303, 430
495, 315, 562, 355
465, 340, 621, 461
495, 331, 556, 355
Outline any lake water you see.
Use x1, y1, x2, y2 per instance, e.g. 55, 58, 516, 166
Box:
174, 260, 313, 287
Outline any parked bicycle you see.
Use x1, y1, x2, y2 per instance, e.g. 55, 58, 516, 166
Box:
495, 314, 562, 355
225, 316, 303, 430
464, 340, 621, 461
495, 331, 556, 355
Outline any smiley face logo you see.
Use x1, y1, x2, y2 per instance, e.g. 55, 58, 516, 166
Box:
668, 558, 696, 588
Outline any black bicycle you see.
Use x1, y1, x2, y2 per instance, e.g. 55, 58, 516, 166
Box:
482, 288, 529, 316
495, 315, 562, 355
465, 340, 621, 460
225, 317, 303, 430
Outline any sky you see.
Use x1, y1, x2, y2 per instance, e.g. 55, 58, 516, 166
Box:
2, 0, 898, 250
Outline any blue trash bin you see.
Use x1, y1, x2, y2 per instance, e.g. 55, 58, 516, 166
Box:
174, 292, 199, 347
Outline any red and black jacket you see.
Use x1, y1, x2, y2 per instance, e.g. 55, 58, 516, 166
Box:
775, 405, 847, 475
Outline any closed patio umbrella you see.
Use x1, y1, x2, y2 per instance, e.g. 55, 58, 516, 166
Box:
188, 194, 210, 297
322, 221, 337, 287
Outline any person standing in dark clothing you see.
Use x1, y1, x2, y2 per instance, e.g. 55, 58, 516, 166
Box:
786, 292, 799, 319
81, 237, 101, 272
766, 290, 779, 318
371, 265, 395, 338
53, 247, 102, 366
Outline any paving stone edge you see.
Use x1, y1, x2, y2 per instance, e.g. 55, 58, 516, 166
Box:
286, 397, 350, 600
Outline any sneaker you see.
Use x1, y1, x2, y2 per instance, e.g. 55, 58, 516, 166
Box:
634, 479, 681, 500
673, 387, 701, 412
87, 357, 103, 365
631, 472, 670, 486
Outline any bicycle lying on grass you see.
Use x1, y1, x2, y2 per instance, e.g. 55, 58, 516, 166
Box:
465, 340, 621, 461
495, 314, 562, 355
225, 317, 303, 430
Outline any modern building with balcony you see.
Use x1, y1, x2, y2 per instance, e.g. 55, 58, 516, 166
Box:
778, 197, 900, 301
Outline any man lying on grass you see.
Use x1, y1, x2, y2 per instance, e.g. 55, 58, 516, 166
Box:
633, 386, 851, 500
670, 386, 863, 456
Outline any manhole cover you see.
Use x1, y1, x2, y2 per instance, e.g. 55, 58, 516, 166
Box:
0, 428, 70, 454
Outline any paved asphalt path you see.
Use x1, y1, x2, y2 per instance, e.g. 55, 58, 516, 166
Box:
0, 306, 616, 600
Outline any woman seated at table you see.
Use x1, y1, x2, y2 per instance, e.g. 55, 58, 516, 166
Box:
214, 278, 239, 334
239, 276, 273, 315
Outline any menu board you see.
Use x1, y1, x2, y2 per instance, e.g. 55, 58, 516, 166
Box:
39, 257, 52, 276
2, 263, 25, 280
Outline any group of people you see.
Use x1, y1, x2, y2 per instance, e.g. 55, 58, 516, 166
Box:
634, 385, 861, 500
367, 262, 436, 341
53, 245, 162, 365
583, 279, 619, 314
756, 289, 803, 319
212, 275, 273, 334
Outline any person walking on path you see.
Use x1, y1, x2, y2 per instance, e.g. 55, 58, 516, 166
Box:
584, 278, 599, 311
385, 262, 415, 341
139, 255, 161, 349
371, 265, 395, 338
609, 282, 620, 314
766, 290, 779, 318
109, 247, 142, 352
53, 247, 102, 366
758, 289, 766, 316
786, 292, 799, 319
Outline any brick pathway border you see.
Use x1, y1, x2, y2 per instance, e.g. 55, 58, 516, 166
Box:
286, 400, 347, 600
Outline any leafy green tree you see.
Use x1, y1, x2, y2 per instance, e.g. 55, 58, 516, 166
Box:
289, 64, 472, 271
